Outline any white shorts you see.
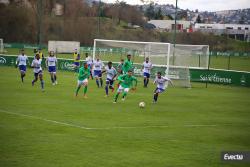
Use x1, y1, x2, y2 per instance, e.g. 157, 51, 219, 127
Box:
117, 85, 129, 93
78, 79, 88, 86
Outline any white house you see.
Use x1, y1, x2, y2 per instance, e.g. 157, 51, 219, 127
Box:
148, 20, 191, 32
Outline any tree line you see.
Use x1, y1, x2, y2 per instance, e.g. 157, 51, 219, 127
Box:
0, 0, 249, 52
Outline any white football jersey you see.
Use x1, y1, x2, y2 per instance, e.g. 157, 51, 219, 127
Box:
17, 55, 28, 66
32, 59, 42, 73
143, 61, 152, 74
154, 76, 171, 90
93, 60, 104, 71
86, 57, 93, 66
47, 56, 57, 67
105, 66, 117, 80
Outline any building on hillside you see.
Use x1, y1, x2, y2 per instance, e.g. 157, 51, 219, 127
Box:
147, 20, 192, 32
194, 23, 250, 41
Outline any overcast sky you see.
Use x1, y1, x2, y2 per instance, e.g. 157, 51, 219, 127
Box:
102, 0, 250, 12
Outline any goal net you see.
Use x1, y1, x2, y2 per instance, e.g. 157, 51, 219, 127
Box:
169, 44, 209, 69
0, 38, 3, 53
168, 44, 209, 87
48, 41, 80, 53
93, 39, 209, 88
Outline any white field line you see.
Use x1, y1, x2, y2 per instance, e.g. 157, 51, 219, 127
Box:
0, 109, 219, 130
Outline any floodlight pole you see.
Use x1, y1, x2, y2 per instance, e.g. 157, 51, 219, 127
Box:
98, 0, 101, 38
172, 0, 178, 65
37, 0, 43, 48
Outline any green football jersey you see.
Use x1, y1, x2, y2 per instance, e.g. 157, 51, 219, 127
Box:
78, 67, 90, 81
118, 74, 137, 88
122, 59, 133, 73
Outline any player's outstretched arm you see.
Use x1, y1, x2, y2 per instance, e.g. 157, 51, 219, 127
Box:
101, 70, 106, 74
169, 80, 174, 86
45, 58, 48, 68
31, 61, 34, 68
15, 58, 19, 68
117, 75, 125, 82
27, 58, 30, 66
131, 77, 138, 90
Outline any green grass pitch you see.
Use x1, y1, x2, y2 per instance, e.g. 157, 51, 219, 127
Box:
0, 66, 250, 167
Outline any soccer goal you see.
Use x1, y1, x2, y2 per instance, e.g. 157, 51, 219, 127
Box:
48, 41, 80, 53
0, 38, 3, 53
169, 44, 209, 69
168, 44, 209, 87
93, 39, 209, 88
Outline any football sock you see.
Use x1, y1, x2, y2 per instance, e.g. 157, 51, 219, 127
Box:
114, 92, 120, 102
76, 86, 81, 95
146, 78, 149, 86
96, 79, 99, 87
105, 85, 108, 95
84, 86, 88, 94
100, 78, 103, 87
153, 93, 158, 102
122, 92, 127, 98
51, 76, 54, 83
41, 80, 44, 89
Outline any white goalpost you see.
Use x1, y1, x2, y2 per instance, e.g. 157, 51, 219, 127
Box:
92, 39, 209, 88
0, 38, 3, 53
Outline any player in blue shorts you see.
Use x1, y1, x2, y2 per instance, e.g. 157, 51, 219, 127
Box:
46, 51, 58, 85
92, 56, 104, 88
153, 72, 173, 103
16, 49, 29, 83
142, 57, 153, 87
31, 54, 45, 91
102, 61, 117, 97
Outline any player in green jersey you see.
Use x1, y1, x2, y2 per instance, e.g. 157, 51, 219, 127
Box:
113, 70, 137, 103
75, 63, 90, 98
122, 54, 133, 74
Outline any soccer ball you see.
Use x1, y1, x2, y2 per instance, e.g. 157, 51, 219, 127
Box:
139, 102, 145, 108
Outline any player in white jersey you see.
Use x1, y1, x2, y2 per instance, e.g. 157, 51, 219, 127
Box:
92, 56, 104, 88
85, 52, 93, 79
142, 57, 153, 88
16, 49, 29, 83
102, 61, 117, 97
153, 72, 173, 103
46, 51, 57, 85
31, 53, 44, 91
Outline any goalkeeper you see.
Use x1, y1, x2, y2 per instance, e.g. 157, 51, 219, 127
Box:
113, 70, 137, 103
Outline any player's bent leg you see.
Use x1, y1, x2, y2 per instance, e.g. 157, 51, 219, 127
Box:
83, 85, 88, 98
143, 77, 147, 87
20, 71, 26, 83
114, 85, 123, 103
39, 73, 44, 91
99, 76, 103, 87
153, 88, 164, 103
53, 72, 57, 84
32, 73, 38, 86
75, 80, 82, 96
122, 88, 130, 100
82, 79, 89, 98
105, 80, 110, 96
50, 73, 55, 85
